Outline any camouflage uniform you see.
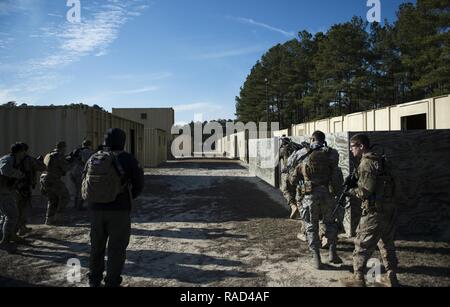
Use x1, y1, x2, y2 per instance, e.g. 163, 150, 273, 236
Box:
15, 155, 46, 234
69, 147, 94, 210
280, 144, 300, 219
0, 154, 24, 249
295, 145, 343, 267
40, 149, 71, 225
348, 151, 398, 284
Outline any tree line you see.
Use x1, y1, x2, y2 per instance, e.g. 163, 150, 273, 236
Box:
235, 0, 449, 129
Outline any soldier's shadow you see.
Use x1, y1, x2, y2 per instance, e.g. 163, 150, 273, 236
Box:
130, 227, 247, 240
19, 234, 258, 285
124, 249, 258, 284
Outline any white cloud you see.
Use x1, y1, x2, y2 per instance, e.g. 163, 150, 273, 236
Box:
0, 0, 153, 104
0, 37, 13, 49
230, 16, 295, 37
109, 72, 173, 81
47, 13, 63, 18
0, 88, 16, 103
24, 1, 152, 72
112, 86, 159, 95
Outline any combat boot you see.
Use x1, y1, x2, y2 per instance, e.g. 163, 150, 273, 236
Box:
341, 273, 366, 287
380, 270, 400, 287
328, 243, 343, 264
311, 250, 323, 270
289, 204, 299, 219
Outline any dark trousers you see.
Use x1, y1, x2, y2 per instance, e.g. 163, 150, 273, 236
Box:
15, 191, 31, 231
88, 210, 131, 287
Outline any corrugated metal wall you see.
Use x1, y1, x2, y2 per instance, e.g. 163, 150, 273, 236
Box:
0, 106, 144, 165
0, 106, 144, 200
0, 106, 87, 158
143, 128, 167, 167
85, 108, 144, 165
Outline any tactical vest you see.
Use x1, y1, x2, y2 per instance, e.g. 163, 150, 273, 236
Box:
300, 147, 332, 193
43, 151, 65, 179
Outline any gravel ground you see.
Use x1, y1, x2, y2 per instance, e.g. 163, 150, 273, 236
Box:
0, 160, 449, 287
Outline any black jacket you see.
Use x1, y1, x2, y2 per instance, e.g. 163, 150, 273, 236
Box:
90, 128, 144, 211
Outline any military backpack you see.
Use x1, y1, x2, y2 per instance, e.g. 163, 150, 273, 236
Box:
81, 150, 126, 203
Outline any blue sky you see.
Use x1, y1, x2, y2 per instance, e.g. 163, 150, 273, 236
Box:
0, 0, 413, 124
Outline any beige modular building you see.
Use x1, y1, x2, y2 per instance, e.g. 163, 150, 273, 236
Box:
0, 105, 144, 164
291, 94, 450, 136
143, 128, 167, 167
112, 108, 175, 167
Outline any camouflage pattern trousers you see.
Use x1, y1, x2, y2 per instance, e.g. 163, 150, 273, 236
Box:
299, 187, 338, 252
353, 204, 398, 275
40, 178, 69, 218
280, 173, 296, 207
0, 194, 18, 243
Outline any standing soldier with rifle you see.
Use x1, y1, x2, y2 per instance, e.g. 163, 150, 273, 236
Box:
15, 143, 46, 236
341, 134, 399, 287
294, 131, 343, 269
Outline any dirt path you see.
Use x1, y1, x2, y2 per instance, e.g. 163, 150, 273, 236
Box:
0, 160, 449, 287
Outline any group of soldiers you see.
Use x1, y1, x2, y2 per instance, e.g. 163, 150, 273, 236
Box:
0, 128, 144, 287
280, 131, 400, 287
0, 140, 95, 253
1, 129, 400, 287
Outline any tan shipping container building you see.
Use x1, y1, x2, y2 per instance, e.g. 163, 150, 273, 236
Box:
112, 108, 175, 167
0, 105, 144, 164
291, 94, 450, 136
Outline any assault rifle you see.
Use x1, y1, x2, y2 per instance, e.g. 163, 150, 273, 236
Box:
331, 167, 358, 218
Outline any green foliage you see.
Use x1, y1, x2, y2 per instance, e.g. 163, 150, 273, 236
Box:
236, 0, 449, 128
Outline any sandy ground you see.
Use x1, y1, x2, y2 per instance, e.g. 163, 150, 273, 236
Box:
0, 160, 449, 287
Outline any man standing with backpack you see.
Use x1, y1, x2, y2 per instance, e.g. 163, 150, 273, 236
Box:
83, 128, 144, 287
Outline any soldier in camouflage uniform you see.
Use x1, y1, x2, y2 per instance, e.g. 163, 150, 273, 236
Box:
280, 139, 300, 220
69, 139, 94, 211
0, 143, 26, 253
15, 143, 46, 236
294, 131, 343, 269
40, 142, 71, 226
341, 134, 399, 287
